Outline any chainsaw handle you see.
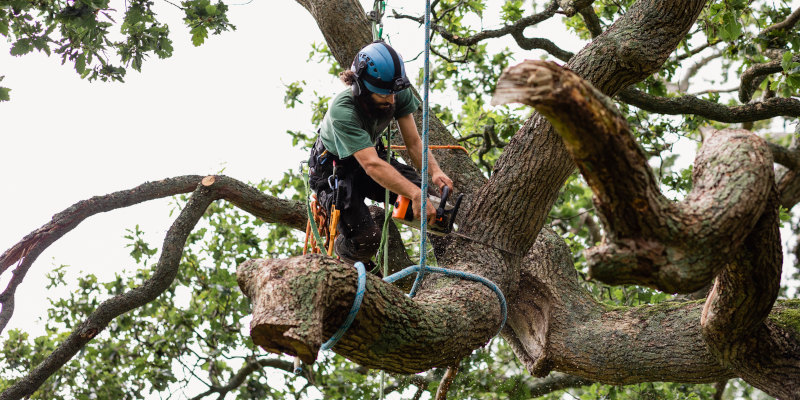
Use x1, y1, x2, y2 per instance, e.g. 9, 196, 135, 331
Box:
436, 186, 450, 220
439, 185, 450, 205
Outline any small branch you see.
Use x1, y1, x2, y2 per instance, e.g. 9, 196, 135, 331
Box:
191, 358, 299, 400
760, 7, 800, 37
578, 6, 603, 38
557, 0, 596, 17
393, 1, 559, 47
509, 32, 575, 62
527, 372, 594, 397
678, 50, 723, 93
739, 55, 798, 103
672, 42, 716, 62
617, 86, 800, 122
713, 381, 728, 400
434, 365, 459, 400
690, 86, 738, 96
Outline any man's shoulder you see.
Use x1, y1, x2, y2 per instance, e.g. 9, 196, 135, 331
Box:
330, 90, 357, 111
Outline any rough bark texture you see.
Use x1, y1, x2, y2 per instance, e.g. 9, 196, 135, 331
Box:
237, 254, 500, 373
492, 60, 799, 398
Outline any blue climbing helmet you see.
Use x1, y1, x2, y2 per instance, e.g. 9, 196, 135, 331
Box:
351, 40, 411, 96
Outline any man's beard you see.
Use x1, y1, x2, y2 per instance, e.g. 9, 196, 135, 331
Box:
359, 93, 396, 120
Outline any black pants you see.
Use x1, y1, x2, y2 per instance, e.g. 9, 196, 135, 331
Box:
308, 138, 421, 262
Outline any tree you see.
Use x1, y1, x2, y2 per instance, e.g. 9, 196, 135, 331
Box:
2, 0, 800, 399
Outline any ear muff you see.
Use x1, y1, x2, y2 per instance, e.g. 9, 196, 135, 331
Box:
351, 60, 368, 97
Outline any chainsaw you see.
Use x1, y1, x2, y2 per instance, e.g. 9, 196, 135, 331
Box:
391, 186, 463, 236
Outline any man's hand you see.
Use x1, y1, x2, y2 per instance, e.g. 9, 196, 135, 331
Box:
413, 191, 437, 224
431, 171, 454, 193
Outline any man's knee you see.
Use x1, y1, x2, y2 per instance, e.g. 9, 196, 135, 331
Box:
337, 225, 381, 261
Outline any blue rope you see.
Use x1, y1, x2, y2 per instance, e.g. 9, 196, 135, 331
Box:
410, 0, 433, 299
384, 265, 507, 336
323, 261, 508, 350
321, 262, 367, 350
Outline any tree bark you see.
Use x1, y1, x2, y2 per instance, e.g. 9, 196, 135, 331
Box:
492, 59, 799, 398
239, 0, 720, 383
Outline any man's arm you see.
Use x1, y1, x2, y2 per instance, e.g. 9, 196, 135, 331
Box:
396, 113, 454, 192
353, 146, 436, 221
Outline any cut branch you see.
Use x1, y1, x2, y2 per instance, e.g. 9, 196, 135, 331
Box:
237, 254, 505, 373
493, 60, 774, 294
618, 86, 800, 122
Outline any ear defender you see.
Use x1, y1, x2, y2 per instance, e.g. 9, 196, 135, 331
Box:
351, 59, 368, 96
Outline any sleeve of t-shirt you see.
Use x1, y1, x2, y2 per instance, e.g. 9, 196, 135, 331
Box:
393, 89, 421, 118
330, 113, 374, 159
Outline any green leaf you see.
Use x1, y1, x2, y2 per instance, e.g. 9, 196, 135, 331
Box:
9, 39, 33, 56
75, 54, 86, 74
782, 52, 795, 72
786, 74, 800, 89
190, 25, 208, 46
205, 4, 217, 15
0, 86, 10, 102
719, 12, 742, 41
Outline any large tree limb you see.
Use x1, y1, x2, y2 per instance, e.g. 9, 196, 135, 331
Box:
0, 176, 202, 335
0, 175, 327, 399
503, 228, 735, 383
494, 60, 799, 398
617, 86, 800, 122
237, 253, 505, 373
461, 0, 709, 262
494, 60, 774, 293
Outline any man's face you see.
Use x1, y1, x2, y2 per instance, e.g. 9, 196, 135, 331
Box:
361, 92, 396, 120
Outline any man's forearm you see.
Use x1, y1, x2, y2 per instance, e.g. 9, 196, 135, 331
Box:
363, 159, 421, 200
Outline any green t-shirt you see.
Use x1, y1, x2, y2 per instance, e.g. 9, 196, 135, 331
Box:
319, 89, 421, 159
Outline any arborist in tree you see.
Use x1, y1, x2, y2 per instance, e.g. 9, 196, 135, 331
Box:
308, 40, 454, 266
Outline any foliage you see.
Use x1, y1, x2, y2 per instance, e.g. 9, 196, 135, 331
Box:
0, 0, 234, 94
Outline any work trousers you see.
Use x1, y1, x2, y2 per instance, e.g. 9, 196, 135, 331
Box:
308, 138, 421, 263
